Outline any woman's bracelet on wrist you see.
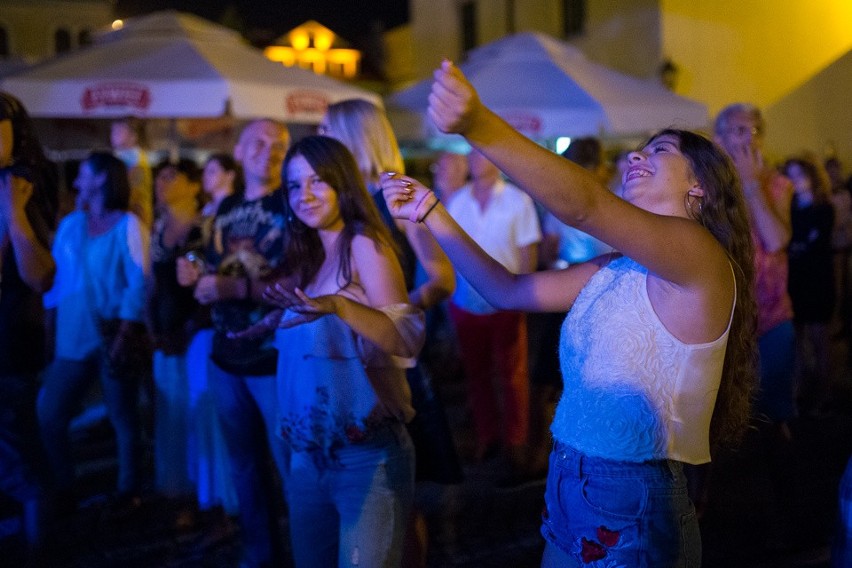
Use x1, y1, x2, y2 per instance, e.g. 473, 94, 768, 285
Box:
410, 191, 439, 223
419, 196, 440, 222
408, 190, 431, 223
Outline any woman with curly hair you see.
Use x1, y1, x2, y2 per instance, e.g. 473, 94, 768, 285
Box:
381, 62, 757, 567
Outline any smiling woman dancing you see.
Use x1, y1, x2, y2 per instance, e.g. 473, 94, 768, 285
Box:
267, 135, 423, 567
381, 62, 757, 567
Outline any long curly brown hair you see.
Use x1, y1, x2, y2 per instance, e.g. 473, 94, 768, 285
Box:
651, 129, 759, 451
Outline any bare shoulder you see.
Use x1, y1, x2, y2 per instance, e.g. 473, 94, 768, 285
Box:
647, 236, 735, 343
350, 233, 402, 280
350, 233, 407, 305
350, 233, 392, 261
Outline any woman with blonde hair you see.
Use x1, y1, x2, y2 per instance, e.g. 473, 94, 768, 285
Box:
320, 100, 461, 481
320, 99, 461, 564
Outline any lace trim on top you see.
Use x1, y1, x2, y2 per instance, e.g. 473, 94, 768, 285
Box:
551, 256, 732, 464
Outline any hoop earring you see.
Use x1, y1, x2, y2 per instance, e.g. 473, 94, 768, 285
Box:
685, 193, 704, 220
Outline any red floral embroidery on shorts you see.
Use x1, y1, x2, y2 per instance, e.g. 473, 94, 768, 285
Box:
345, 424, 366, 442
581, 537, 607, 563
575, 526, 623, 565
596, 526, 620, 547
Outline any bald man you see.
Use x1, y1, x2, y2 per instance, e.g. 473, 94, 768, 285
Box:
178, 119, 290, 567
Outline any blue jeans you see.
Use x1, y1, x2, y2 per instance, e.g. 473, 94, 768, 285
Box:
37, 357, 141, 494
541, 443, 700, 568
208, 363, 289, 567
285, 422, 415, 568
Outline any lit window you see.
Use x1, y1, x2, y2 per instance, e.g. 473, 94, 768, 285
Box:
563, 0, 586, 36
55, 28, 71, 53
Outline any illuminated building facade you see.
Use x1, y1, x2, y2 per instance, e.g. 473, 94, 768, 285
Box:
264, 20, 361, 80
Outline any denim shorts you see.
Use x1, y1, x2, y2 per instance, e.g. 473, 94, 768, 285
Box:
541, 442, 701, 567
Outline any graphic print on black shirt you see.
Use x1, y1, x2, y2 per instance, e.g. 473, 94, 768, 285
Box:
205, 192, 286, 375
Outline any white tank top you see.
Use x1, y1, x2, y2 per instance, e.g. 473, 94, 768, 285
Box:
550, 256, 733, 464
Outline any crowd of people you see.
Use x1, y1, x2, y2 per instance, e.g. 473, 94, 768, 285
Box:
1, 58, 851, 567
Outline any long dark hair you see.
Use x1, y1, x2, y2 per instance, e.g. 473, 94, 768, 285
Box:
280, 136, 395, 290
85, 152, 131, 212
649, 129, 758, 450
0, 91, 59, 225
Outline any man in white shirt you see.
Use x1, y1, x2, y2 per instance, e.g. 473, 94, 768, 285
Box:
446, 149, 541, 479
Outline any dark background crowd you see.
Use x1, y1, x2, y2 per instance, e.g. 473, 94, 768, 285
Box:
0, 89, 851, 567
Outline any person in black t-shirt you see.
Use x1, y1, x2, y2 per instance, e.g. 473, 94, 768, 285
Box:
176, 119, 290, 568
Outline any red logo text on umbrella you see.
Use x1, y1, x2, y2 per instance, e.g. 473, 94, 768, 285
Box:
285, 90, 330, 116
81, 82, 151, 111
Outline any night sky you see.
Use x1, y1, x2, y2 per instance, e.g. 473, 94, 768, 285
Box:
114, 1, 409, 46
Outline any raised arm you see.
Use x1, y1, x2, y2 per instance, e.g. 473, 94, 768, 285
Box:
428, 61, 729, 290
728, 143, 791, 253
0, 174, 55, 293
381, 173, 599, 313
428, 61, 604, 229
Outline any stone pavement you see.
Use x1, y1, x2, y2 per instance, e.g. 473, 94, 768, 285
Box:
1, 356, 850, 567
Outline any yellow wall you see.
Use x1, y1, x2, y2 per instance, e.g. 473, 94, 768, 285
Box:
573, 0, 662, 78
661, 0, 852, 115
0, 0, 114, 61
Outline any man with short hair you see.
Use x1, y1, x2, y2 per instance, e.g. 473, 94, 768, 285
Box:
178, 119, 289, 568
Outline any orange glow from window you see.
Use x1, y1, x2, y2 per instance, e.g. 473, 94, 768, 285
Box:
265, 21, 361, 78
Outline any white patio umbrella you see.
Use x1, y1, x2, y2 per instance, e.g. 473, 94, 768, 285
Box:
0, 10, 380, 122
388, 32, 708, 141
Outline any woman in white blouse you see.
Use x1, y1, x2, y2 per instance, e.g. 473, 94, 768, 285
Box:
38, 151, 149, 512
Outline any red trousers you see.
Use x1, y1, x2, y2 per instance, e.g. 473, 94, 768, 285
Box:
449, 303, 529, 449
